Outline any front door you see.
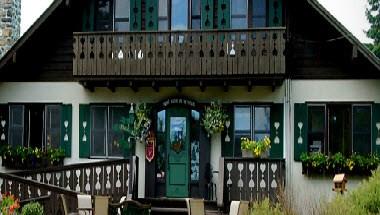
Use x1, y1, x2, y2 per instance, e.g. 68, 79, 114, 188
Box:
166, 107, 190, 197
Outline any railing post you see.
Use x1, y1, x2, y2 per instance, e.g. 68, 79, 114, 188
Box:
217, 157, 225, 208
128, 156, 139, 200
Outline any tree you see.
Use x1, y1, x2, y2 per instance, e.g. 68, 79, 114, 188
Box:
366, 0, 380, 58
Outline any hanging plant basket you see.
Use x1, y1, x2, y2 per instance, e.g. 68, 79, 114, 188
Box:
201, 102, 229, 137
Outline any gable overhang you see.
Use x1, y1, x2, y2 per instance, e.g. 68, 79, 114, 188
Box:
306, 0, 380, 71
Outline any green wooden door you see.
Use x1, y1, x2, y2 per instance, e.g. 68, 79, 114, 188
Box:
166, 107, 190, 197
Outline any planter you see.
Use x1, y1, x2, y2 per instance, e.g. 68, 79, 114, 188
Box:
242, 150, 253, 158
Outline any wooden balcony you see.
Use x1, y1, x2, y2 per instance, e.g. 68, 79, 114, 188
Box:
73, 28, 286, 80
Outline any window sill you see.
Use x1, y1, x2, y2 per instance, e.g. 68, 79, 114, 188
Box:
89, 156, 124, 159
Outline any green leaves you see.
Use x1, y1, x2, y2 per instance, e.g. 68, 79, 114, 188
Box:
201, 102, 229, 136
366, 0, 380, 57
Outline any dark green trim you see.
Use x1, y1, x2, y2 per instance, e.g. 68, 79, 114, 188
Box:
373, 104, 380, 154
60, 104, 72, 157
201, 0, 214, 29
130, 0, 142, 31
82, 0, 95, 31
0, 104, 8, 147
79, 104, 91, 158
221, 104, 233, 157
218, 0, 230, 29
268, 0, 283, 27
270, 103, 283, 158
294, 103, 308, 161
145, 0, 158, 30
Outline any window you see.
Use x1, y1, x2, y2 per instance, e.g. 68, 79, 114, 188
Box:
8, 104, 61, 149
9, 105, 24, 147
158, 0, 199, 30
252, 0, 266, 27
307, 104, 372, 156
90, 105, 127, 157
233, 105, 270, 157
231, 0, 248, 29
95, 0, 130, 31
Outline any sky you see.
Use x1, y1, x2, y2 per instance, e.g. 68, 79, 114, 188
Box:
20, 0, 373, 43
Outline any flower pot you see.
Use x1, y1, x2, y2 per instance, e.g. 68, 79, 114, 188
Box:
260, 150, 269, 159
242, 150, 253, 158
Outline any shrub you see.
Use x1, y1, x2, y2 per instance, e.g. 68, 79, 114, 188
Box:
322, 167, 380, 215
250, 199, 282, 215
21, 202, 44, 215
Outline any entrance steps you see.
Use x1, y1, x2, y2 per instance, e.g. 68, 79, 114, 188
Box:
139, 198, 224, 215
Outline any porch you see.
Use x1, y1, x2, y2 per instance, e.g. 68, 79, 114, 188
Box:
0, 156, 285, 214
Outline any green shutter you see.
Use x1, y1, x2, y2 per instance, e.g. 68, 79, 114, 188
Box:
79, 104, 91, 158
130, 0, 142, 31
201, 0, 214, 29
270, 104, 283, 159
218, 0, 230, 29
373, 104, 380, 155
145, 0, 158, 31
221, 104, 234, 157
294, 103, 308, 161
0, 104, 8, 147
60, 104, 72, 157
268, 0, 283, 27
82, 0, 95, 31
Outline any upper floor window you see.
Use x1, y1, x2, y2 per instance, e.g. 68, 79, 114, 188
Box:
158, 0, 200, 30
231, 0, 268, 29
95, 0, 130, 31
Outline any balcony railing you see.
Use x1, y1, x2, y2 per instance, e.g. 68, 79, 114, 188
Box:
73, 28, 286, 78
217, 157, 285, 208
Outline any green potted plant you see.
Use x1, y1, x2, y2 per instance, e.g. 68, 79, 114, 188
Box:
21, 202, 44, 215
201, 102, 229, 137
328, 152, 345, 173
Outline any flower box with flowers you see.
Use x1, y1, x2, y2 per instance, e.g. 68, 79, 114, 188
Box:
240, 136, 271, 158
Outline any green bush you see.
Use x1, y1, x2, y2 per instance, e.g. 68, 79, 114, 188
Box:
323, 167, 380, 215
250, 199, 283, 215
21, 202, 44, 215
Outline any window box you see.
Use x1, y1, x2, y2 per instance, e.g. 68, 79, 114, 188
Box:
300, 152, 379, 176
1, 146, 65, 170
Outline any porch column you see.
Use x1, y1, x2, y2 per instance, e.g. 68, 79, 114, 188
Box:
210, 133, 222, 185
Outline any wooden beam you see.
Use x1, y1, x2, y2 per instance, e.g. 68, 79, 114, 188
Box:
223, 81, 229, 92
176, 81, 182, 92
106, 81, 115, 93
247, 80, 253, 92
129, 81, 138, 92
152, 81, 159, 92
65, 0, 71, 6
199, 81, 206, 92
12, 52, 16, 63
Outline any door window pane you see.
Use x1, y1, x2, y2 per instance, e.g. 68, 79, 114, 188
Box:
231, 0, 248, 29
328, 105, 352, 156
115, 0, 129, 19
156, 110, 166, 181
91, 107, 107, 156
254, 107, 270, 132
95, 0, 113, 31
308, 106, 325, 153
159, 0, 169, 30
45, 105, 61, 149
191, 0, 201, 29
171, 0, 188, 30
108, 107, 127, 157
234, 106, 251, 131
190, 110, 200, 181
9, 105, 24, 147
252, 0, 266, 27
353, 105, 371, 154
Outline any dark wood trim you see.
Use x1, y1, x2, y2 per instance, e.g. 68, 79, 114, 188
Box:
129, 81, 139, 92
152, 81, 159, 92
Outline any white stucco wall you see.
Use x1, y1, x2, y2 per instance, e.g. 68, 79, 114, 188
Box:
0, 79, 379, 211
287, 79, 380, 214
0, 82, 285, 198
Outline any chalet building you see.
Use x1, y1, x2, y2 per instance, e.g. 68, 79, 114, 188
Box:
0, 0, 379, 214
